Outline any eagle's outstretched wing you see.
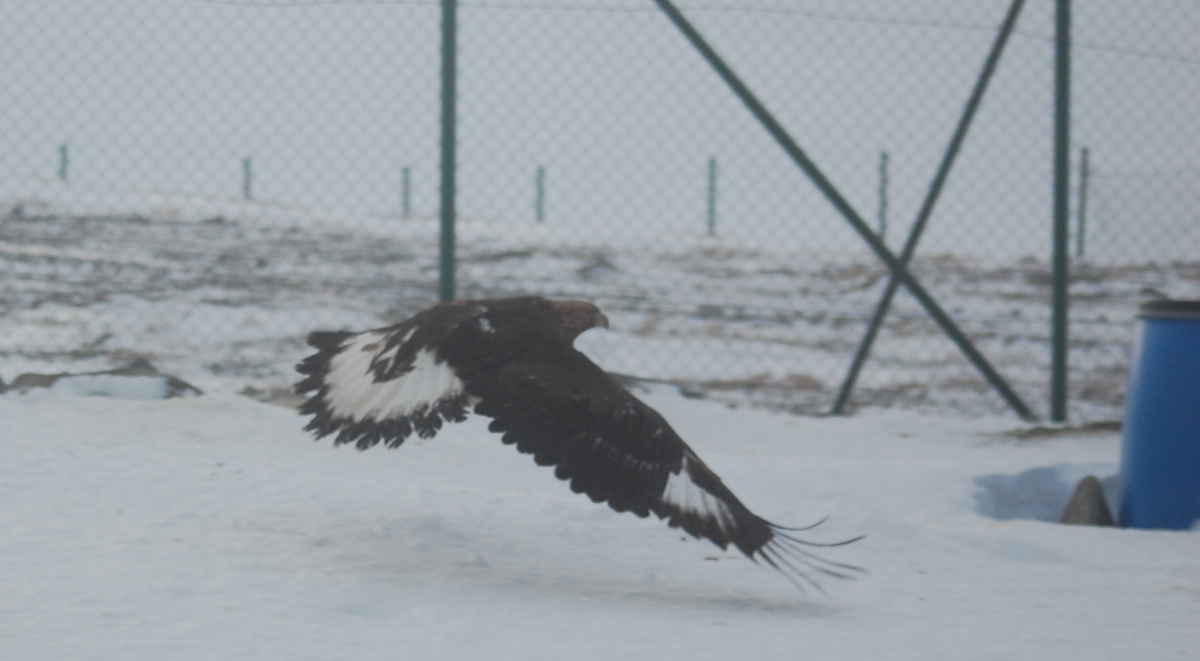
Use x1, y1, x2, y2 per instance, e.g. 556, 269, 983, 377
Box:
463, 341, 862, 591
295, 300, 486, 450
296, 297, 861, 591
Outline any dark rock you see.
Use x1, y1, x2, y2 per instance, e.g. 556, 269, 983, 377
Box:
1060, 475, 1115, 526
5, 372, 65, 392
1, 358, 202, 399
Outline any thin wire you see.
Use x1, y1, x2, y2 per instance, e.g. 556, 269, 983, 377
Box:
192, 0, 436, 6
187, 0, 1200, 65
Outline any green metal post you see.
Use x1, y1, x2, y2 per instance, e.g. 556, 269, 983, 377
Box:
1051, 0, 1071, 421
58, 144, 68, 182
815, 0, 1030, 416
706, 156, 717, 236
1076, 147, 1089, 259
439, 0, 457, 303
657, 0, 1035, 419
402, 166, 411, 219
243, 157, 252, 200
536, 166, 545, 223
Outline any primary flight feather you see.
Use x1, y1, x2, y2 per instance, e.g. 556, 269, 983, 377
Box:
295, 296, 861, 591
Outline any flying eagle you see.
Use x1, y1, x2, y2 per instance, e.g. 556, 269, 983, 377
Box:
295, 296, 861, 591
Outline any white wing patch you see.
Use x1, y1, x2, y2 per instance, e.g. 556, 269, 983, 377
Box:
323, 331, 464, 423
372, 327, 417, 373
661, 456, 737, 535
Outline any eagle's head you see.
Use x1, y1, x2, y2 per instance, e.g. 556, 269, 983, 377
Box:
552, 299, 609, 342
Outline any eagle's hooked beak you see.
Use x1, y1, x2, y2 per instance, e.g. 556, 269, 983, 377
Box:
593, 310, 610, 330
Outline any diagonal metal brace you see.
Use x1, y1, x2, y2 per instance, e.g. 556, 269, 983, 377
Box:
831, 0, 1027, 415
653, 0, 1036, 421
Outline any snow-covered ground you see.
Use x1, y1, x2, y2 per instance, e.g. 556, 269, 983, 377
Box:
3, 179, 1198, 421
2, 384, 1196, 659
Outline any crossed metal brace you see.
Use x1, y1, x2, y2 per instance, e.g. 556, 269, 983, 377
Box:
654, 0, 1037, 420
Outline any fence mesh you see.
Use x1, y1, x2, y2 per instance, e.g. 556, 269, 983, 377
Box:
2, 0, 1197, 421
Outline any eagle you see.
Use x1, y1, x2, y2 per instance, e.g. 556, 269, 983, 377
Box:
295, 296, 861, 591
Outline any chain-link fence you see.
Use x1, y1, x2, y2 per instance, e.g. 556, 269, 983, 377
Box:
2, 0, 1196, 421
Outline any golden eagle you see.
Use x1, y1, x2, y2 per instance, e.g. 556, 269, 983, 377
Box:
296, 296, 860, 591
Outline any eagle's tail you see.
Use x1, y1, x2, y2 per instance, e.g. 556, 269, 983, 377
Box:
754, 521, 866, 595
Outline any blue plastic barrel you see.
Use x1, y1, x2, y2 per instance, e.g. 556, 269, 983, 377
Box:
1119, 299, 1200, 529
